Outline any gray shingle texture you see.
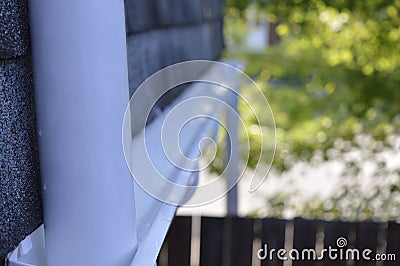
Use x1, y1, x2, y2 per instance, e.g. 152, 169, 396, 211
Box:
0, 0, 31, 59
0, 56, 42, 260
0, 0, 42, 260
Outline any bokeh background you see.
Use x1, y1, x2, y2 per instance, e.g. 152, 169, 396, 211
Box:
215, 0, 400, 221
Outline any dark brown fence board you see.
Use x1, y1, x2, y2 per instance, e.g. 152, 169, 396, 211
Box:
200, 216, 224, 266
261, 218, 287, 266
157, 241, 168, 266
157, 216, 398, 266
292, 218, 318, 266
322, 220, 350, 266
223, 216, 254, 266
166, 216, 192, 266
384, 221, 400, 266
354, 221, 381, 266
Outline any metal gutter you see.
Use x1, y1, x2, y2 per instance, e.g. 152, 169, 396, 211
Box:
7, 47, 243, 265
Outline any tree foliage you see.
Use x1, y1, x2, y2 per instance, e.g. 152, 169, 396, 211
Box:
222, 0, 400, 220
228, 0, 400, 171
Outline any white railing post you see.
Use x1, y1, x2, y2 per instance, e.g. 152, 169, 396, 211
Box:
28, 0, 137, 265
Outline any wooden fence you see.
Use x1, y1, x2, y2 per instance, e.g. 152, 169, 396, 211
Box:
157, 216, 400, 266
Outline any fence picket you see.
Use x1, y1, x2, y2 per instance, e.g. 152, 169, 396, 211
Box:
223, 217, 255, 266
292, 218, 318, 266
384, 222, 400, 266
322, 220, 350, 266
200, 217, 224, 266
260, 218, 287, 266
354, 221, 381, 266
166, 216, 192, 266
158, 240, 168, 266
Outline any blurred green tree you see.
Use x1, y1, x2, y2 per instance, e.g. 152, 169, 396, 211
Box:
225, 0, 400, 171
221, 0, 400, 220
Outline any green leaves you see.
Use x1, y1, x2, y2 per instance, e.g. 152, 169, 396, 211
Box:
231, 0, 400, 172
223, 0, 400, 220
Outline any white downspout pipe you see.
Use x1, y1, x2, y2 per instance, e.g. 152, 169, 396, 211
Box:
28, 1, 137, 265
